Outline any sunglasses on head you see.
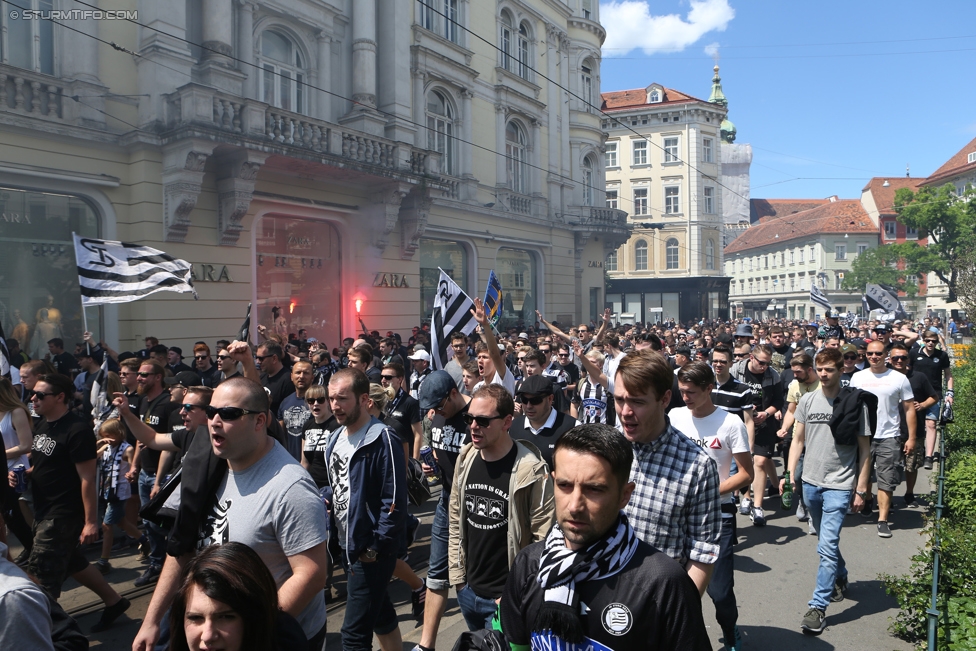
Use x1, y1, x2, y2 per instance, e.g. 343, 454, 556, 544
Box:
462, 413, 504, 427
306, 396, 327, 405
518, 395, 547, 406
204, 405, 262, 420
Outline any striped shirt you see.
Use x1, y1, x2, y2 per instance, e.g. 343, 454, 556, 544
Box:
711, 376, 754, 421
624, 422, 722, 567
573, 377, 613, 425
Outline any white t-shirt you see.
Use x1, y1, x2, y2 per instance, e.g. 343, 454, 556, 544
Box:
669, 406, 750, 502
850, 368, 914, 440
473, 368, 516, 397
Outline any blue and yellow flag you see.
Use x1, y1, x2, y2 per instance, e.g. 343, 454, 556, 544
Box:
484, 269, 503, 327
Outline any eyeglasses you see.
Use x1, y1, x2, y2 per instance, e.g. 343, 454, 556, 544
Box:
380, 375, 397, 381
890, 356, 909, 362
136, 372, 154, 378
181, 403, 204, 412
217, 355, 231, 361
865, 351, 885, 357
306, 397, 327, 405
843, 354, 859, 360
462, 413, 504, 427
751, 358, 770, 367
204, 406, 262, 420
255, 354, 273, 361
518, 395, 547, 406
29, 390, 57, 400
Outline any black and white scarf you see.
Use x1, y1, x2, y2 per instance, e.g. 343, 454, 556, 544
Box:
534, 514, 639, 643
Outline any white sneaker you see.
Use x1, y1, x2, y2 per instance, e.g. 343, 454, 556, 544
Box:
796, 501, 809, 522
808, 520, 818, 536
739, 497, 753, 516
751, 506, 766, 527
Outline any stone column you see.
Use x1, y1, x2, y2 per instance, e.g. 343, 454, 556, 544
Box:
412, 70, 426, 147
352, 0, 377, 107
60, 10, 99, 83
316, 33, 333, 121
202, 0, 234, 60
238, 1, 256, 98
495, 104, 508, 188
460, 89, 474, 178
530, 118, 542, 197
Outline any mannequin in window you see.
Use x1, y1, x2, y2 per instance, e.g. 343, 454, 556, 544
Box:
30, 308, 64, 361
11, 309, 29, 350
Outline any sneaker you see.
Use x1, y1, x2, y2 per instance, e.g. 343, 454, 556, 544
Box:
134, 564, 161, 587
801, 607, 826, 634
723, 625, 743, 651
95, 560, 112, 575
830, 576, 848, 603
904, 492, 916, 507
90, 596, 131, 633
411, 580, 426, 619
923, 456, 933, 470
739, 497, 753, 516
796, 501, 809, 522
750, 506, 766, 527
877, 521, 892, 538
137, 536, 151, 559
808, 520, 818, 536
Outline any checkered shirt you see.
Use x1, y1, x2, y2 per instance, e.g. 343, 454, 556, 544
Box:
623, 420, 722, 567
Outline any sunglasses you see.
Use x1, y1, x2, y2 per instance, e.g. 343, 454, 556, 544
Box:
194, 355, 209, 359
462, 413, 504, 427
306, 396, 327, 405
380, 375, 397, 381
205, 406, 262, 420
518, 395, 547, 406
255, 354, 275, 361
843, 354, 858, 360
557, 353, 570, 358
30, 390, 57, 400
137, 372, 155, 378
890, 356, 909, 362
751, 358, 770, 367
181, 403, 204, 412
217, 355, 231, 361
734, 353, 748, 358
865, 351, 885, 357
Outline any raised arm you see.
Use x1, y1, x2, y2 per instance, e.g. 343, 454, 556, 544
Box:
227, 340, 260, 382
536, 310, 571, 343
593, 308, 612, 343
572, 342, 608, 387
471, 297, 507, 381
111, 394, 178, 452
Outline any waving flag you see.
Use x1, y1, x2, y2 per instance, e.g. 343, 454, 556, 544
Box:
0, 321, 10, 380
90, 351, 112, 423
73, 234, 197, 305
484, 270, 503, 328
863, 283, 909, 319
430, 269, 477, 371
810, 284, 832, 312
239, 303, 252, 344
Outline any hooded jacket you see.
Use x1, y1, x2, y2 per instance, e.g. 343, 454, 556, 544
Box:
830, 387, 878, 446
448, 439, 554, 586
324, 417, 407, 564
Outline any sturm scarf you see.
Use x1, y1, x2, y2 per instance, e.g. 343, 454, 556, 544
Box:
533, 514, 639, 644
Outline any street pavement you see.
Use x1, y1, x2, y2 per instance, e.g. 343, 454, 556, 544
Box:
10, 464, 932, 650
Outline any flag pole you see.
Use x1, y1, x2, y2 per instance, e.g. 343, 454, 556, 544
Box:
74, 232, 90, 354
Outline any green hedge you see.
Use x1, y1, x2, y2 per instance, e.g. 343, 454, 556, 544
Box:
882, 347, 976, 651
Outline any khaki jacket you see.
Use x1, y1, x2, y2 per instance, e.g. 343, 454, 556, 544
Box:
448, 438, 555, 587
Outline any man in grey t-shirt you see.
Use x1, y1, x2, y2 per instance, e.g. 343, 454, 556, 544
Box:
784, 348, 872, 636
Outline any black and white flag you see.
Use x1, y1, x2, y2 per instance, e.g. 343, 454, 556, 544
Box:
0, 320, 10, 380
239, 303, 252, 344
430, 268, 477, 371
73, 234, 198, 305
810, 284, 832, 312
90, 351, 112, 423
863, 283, 908, 318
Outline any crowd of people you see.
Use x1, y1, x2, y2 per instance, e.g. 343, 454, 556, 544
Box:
0, 304, 959, 650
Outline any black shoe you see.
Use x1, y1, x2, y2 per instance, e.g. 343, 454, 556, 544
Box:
830, 576, 848, 603
95, 560, 112, 575
861, 498, 874, 516
411, 580, 426, 619
90, 597, 131, 633
904, 492, 916, 506
924, 456, 933, 470
134, 564, 161, 587
877, 521, 893, 538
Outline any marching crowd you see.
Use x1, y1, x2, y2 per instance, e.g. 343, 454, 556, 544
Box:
0, 305, 958, 650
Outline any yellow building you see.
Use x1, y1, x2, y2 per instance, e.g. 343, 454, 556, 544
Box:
0, 0, 627, 353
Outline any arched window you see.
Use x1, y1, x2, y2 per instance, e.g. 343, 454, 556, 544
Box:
426, 90, 456, 176
581, 58, 593, 112
666, 238, 679, 269
500, 12, 514, 72
506, 121, 527, 194
259, 30, 306, 113
705, 239, 715, 270
606, 250, 617, 271
635, 240, 648, 271
517, 23, 530, 79
582, 157, 594, 206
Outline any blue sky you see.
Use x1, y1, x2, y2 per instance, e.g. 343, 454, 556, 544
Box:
599, 0, 976, 200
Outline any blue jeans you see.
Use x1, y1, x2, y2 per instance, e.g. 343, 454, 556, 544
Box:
138, 470, 167, 567
341, 552, 399, 651
426, 491, 450, 591
706, 516, 737, 637
802, 482, 850, 610
457, 584, 497, 631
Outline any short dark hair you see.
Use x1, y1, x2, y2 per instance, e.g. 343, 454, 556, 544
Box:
790, 352, 813, 369
47, 338, 64, 349
149, 344, 169, 356
638, 333, 662, 351
330, 368, 370, 398
711, 344, 733, 362
451, 332, 468, 343
523, 349, 546, 366
677, 361, 715, 389
470, 384, 515, 418
553, 424, 633, 490
889, 342, 911, 353
382, 362, 405, 378
37, 373, 74, 404
462, 359, 480, 375
220, 377, 270, 413
257, 341, 283, 363
814, 347, 843, 370
348, 346, 372, 364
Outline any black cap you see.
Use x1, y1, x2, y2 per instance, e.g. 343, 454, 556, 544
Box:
164, 370, 201, 387
168, 346, 183, 357
873, 323, 891, 333
515, 375, 554, 396
417, 370, 458, 411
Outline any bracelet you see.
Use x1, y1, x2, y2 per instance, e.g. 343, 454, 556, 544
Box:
946, 390, 954, 398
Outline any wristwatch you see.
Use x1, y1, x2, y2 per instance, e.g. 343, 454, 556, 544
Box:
856, 490, 869, 498
362, 548, 378, 562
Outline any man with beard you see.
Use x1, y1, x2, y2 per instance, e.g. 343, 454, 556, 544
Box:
256, 341, 294, 416
276, 361, 314, 461
777, 353, 821, 530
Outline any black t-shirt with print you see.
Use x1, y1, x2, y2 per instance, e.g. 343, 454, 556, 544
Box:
742, 367, 781, 438
260, 367, 295, 417
31, 411, 97, 519
464, 442, 517, 599
901, 372, 937, 439
166, 407, 188, 476
912, 349, 950, 395
51, 352, 78, 376
138, 393, 177, 475
303, 415, 339, 489
430, 404, 469, 492
387, 389, 421, 428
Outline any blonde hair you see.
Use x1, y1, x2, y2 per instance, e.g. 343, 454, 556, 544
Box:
98, 418, 126, 440
367, 383, 394, 413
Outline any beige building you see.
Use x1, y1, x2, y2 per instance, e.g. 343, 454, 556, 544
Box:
0, 0, 628, 355
600, 69, 733, 324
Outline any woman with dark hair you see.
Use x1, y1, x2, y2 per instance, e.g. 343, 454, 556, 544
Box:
169, 542, 305, 651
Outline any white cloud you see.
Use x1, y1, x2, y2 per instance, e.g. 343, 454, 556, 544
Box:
703, 41, 721, 62
601, 0, 735, 56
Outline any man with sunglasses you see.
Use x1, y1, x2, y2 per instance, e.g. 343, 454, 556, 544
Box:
256, 341, 294, 417
509, 375, 577, 469
448, 384, 554, 630
275, 360, 315, 462
381, 363, 423, 460
911, 333, 953, 469
851, 340, 916, 538
839, 344, 860, 387
215, 347, 241, 384
191, 343, 220, 388
888, 343, 938, 506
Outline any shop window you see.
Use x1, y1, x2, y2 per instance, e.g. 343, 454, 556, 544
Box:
255, 216, 341, 343
496, 248, 537, 328
420, 238, 469, 322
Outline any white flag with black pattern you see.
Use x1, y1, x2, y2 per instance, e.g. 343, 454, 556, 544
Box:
430, 268, 477, 371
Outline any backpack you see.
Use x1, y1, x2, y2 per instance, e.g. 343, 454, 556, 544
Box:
406, 457, 431, 506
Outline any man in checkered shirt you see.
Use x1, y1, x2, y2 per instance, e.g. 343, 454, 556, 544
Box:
615, 349, 722, 595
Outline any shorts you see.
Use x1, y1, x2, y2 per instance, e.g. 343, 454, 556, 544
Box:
753, 429, 777, 459
903, 437, 925, 473
925, 401, 941, 422
872, 437, 904, 492
28, 515, 89, 599
102, 499, 127, 526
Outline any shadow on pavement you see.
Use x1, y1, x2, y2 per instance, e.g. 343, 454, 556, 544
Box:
738, 624, 836, 650
824, 579, 899, 627
735, 554, 771, 573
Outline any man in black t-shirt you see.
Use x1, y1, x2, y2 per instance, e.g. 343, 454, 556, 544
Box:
889, 345, 938, 505
381, 363, 423, 459
840, 344, 860, 388
912, 333, 953, 468
501, 424, 711, 651
448, 384, 553, 630
509, 375, 576, 468
257, 341, 295, 416
13, 374, 130, 631
46, 338, 78, 376
416, 372, 471, 651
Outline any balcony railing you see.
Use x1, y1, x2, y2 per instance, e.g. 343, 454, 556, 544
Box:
167, 84, 439, 177
585, 207, 629, 227
0, 65, 63, 120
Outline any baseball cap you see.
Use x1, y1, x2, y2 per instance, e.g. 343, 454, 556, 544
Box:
825, 310, 839, 319
407, 350, 431, 362
164, 370, 201, 387
873, 323, 891, 333
168, 346, 183, 357
840, 344, 857, 355
734, 324, 753, 338
806, 323, 818, 329
518, 332, 529, 340
515, 375, 554, 396
417, 370, 457, 411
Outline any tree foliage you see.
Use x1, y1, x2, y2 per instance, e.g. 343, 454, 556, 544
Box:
842, 244, 920, 296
